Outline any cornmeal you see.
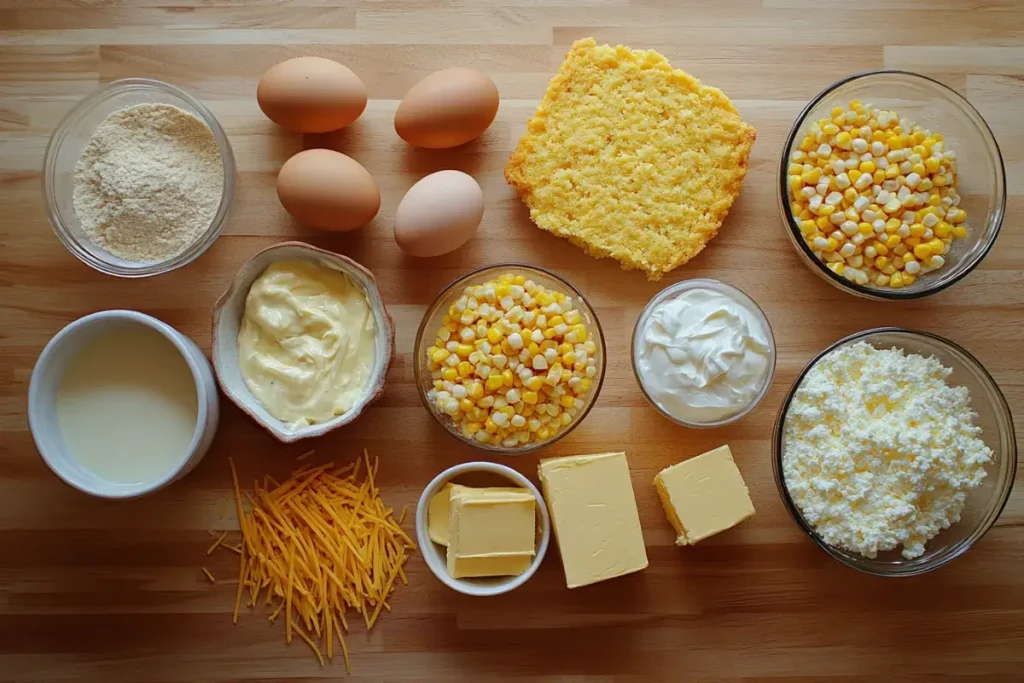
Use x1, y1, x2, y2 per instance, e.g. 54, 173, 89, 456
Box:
506, 38, 756, 280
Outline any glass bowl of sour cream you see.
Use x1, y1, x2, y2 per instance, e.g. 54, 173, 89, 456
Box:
631, 279, 776, 428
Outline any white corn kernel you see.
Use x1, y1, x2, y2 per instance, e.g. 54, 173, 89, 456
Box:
905, 260, 921, 275
532, 355, 548, 371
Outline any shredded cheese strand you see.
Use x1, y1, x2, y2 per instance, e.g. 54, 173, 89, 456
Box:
220, 451, 415, 670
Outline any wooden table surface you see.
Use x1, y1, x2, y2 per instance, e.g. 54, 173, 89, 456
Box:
2, 1, 1023, 681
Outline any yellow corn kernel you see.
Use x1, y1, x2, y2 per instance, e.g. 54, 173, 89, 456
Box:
949, 208, 966, 224
468, 382, 484, 400
902, 273, 917, 286
580, 378, 593, 392
934, 221, 951, 238
835, 131, 853, 149
544, 328, 557, 339
913, 244, 932, 260
933, 174, 947, 187
924, 157, 940, 173
799, 137, 815, 152
893, 243, 908, 256
874, 242, 889, 256
456, 361, 472, 378
843, 188, 858, 203
928, 238, 944, 254
486, 327, 503, 345
562, 351, 577, 366
875, 256, 890, 270
455, 344, 473, 358
802, 168, 822, 185
459, 398, 474, 413
513, 275, 526, 286
559, 395, 576, 409
469, 407, 487, 422
909, 223, 925, 238
828, 262, 845, 275
524, 376, 543, 392
816, 216, 831, 230
534, 292, 553, 306
889, 271, 904, 289
502, 369, 514, 387
858, 222, 873, 236
536, 427, 551, 440
818, 204, 836, 216
430, 348, 449, 364
953, 225, 968, 239
522, 391, 539, 405
886, 235, 901, 249
848, 169, 863, 183
485, 418, 498, 434
885, 165, 900, 179
527, 342, 539, 356
912, 163, 926, 176
485, 375, 504, 392
432, 380, 444, 391
904, 237, 920, 249
824, 238, 839, 252
441, 367, 457, 382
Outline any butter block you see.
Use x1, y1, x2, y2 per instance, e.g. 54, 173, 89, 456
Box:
446, 486, 537, 579
538, 452, 648, 588
654, 445, 755, 545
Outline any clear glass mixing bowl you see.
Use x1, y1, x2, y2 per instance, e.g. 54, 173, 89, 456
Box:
773, 328, 1016, 576
42, 78, 236, 278
778, 70, 1005, 300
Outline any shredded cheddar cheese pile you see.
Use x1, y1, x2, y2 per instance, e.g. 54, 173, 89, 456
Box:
226, 451, 415, 669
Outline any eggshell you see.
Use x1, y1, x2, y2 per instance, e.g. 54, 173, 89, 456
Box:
394, 171, 483, 257
277, 149, 380, 232
258, 57, 367, 133
395, 68, 499, 149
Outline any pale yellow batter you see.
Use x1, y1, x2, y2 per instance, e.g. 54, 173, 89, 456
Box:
238, 260, 376, 429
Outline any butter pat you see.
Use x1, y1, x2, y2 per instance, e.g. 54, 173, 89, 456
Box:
538, 452, 648, 589
654, 445, 754, 545
446, 486, 537, 579
427, 482, 455, 545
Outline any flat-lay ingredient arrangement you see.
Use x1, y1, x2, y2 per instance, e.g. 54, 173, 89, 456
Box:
23, 31, 1017, 677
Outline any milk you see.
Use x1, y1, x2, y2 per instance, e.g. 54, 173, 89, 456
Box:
56, 325, 198, 485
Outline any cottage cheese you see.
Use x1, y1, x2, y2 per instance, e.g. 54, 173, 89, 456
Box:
782, 341, 992, 559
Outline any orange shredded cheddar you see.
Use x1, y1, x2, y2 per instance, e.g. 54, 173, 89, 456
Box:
223, 450, 415, 670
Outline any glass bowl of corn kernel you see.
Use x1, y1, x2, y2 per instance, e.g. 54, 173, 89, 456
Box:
779, 70, 1006, 299
414, 264, 606, 454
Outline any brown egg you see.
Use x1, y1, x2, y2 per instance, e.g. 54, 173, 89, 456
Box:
394, 171, 483, 257
257, 57, 367, 134
395, 68, 499, 149
277, 149, 380, 232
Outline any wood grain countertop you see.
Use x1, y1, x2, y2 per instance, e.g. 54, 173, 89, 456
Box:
1, 2, 1022, 681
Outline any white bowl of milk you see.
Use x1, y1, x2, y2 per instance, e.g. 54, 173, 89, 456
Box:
28, 310, 219, 498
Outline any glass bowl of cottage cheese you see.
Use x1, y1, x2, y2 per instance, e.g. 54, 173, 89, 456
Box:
773, 327, 1016, 576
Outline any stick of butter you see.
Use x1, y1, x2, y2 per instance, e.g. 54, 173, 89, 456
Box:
538, 452, 648, 589
654, 445, 755, 545
445, 486, 537, 579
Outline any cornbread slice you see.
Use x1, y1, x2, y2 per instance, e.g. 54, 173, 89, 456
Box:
505, 38, 756, 280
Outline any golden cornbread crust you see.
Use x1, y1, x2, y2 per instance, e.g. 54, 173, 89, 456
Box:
505, 38, 757, 280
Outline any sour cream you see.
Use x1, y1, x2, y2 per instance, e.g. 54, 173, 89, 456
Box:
634, 283, 773, 425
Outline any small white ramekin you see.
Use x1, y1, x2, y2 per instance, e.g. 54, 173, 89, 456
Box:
415, 462, 551, 597
28, 310, 219, 498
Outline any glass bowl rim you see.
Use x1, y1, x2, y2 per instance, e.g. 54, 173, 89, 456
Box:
778, 69, 1007, 301
629, 277, 777, 428
42, 77, 237, 279
771, 325, 1018, 576
413, 262, 607, 455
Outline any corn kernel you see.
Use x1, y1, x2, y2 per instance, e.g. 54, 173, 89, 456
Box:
441, 367, 457, 382
953, 225, 968, 239
522, 391, 539, 405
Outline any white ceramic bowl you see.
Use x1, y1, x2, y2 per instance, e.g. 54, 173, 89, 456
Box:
212, 242, 394, 443
415, 461, 551, 596
27, 310, 219, 498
